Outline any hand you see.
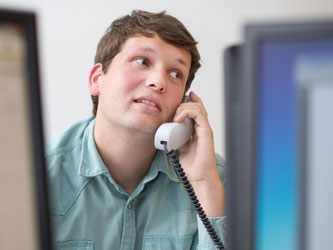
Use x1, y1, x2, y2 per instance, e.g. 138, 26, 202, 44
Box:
173, 91, 225, 217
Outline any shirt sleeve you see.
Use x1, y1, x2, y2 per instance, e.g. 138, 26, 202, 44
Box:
196, 215, 227, 249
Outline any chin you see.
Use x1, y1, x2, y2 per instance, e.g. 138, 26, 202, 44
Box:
127, 120, 160, 135
132, 126, 158, 136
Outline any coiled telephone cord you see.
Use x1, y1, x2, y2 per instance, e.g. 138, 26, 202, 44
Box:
163, 144, 225, 250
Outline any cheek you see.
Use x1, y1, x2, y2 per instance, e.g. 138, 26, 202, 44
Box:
101, 67, 142, 95
120, 68, 143, 92
167, 89, 184, 113
171, 85, 186, 103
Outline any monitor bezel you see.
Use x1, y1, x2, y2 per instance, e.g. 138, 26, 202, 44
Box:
224, 44, 254, 250
0, 8, 51, 250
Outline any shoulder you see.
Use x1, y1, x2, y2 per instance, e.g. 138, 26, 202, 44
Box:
45, 117, 94, 158
215, 153, 225, 168
215, 153, 226, 187
45, 117, 95, 215
45, 116, 95, 175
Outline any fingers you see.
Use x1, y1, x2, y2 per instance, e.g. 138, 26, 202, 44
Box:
173, 91, 208, 126
189, 90, 202, 103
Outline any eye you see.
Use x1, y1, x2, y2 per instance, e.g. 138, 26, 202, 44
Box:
135, 58, 149, 66
170, 71, 182, 79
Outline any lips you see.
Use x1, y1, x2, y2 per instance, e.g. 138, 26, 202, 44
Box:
134, 96, 161, 111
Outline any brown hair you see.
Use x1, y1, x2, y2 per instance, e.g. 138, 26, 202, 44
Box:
92, 10, 201, 116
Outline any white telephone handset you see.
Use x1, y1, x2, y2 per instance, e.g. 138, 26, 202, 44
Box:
154, 96, 193, 151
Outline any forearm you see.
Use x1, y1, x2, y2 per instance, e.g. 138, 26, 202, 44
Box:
190, 158, 228, 250
191, 175, 225, 217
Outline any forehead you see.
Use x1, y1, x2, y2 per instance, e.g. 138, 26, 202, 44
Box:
119, 34, 191, 68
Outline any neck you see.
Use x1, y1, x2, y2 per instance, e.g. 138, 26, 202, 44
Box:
94, 116, 157, 195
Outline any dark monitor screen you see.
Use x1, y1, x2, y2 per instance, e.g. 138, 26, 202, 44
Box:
0, 9, 51, 250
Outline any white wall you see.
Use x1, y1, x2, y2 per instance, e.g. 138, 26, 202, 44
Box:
1, 0, 333, 156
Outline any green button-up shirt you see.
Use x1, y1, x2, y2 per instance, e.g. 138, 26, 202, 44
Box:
46, 117, 227, 250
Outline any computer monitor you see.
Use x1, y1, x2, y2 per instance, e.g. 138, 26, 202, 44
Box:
0, 9, 51, 250
225, 21, 333, 250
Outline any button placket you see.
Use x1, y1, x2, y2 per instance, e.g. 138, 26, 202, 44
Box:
120, 199, 136, 249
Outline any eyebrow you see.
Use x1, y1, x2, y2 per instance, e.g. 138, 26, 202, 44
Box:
138, 46, 190, 68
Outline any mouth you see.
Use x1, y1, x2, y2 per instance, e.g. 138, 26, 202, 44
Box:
134, 97, 161, 111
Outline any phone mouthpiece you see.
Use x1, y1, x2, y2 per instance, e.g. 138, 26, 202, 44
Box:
154, 118, 193, 151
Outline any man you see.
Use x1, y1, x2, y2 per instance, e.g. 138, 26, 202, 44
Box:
46, 10, 226, 249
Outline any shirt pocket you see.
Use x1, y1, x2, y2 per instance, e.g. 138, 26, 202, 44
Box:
52, 240, 94, 250
143, 235, 193, 250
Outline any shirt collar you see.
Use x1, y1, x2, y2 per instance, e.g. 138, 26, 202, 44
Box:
148, 150, 179, 183
78, 118, 179, 183
78, 119, 110, 177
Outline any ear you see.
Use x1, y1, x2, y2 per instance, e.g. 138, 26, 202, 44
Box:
88, 63, 103, 95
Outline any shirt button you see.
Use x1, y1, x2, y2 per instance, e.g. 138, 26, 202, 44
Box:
127, 201, 133, 209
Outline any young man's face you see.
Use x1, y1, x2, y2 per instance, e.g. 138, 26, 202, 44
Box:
91, 34, 191, 135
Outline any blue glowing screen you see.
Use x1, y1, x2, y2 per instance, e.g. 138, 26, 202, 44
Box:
255, 38, 333, 250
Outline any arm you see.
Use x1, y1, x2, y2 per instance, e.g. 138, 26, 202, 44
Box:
174, 91, 227, 248
174, 91, 225, 217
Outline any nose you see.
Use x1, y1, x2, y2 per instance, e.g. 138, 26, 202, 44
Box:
145, 70, 167, 93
